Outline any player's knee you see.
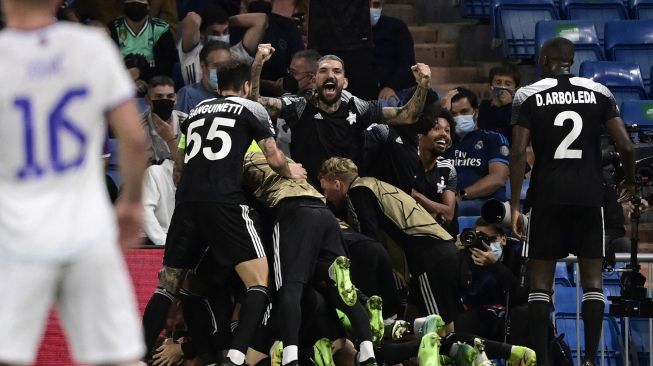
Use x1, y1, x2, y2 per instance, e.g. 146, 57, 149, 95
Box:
157, 266, 187, 295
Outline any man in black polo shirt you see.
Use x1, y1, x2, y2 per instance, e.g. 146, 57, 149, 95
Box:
251, 46, 432, 186
142, 60, 306, 366
510, 37, 635, 366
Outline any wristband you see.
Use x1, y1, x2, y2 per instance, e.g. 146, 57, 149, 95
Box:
459, 189, 468, 200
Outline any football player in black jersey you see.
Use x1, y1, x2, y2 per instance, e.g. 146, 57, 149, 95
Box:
142, 60, 306, 366
250, 44, 432, 186
509, 37, 635, 366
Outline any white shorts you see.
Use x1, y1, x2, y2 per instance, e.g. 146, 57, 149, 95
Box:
0, 241, 145, 364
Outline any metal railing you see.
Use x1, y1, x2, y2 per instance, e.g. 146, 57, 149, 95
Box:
559, 253, 653, 366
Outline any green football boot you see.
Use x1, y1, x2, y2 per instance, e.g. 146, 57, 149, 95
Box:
328, 256, 357, 306
311, 338, 335, 366
417, 332, 442, 366
366, 295, 384, 346
507, 345, 536, 366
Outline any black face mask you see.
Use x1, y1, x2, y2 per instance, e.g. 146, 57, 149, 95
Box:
124, 2, 149, 22
247, 1, 273, 15
152, 99, 175, 121
282, 74, 299, 94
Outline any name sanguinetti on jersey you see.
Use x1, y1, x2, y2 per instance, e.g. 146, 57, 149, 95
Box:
190, 102, 244, 118
536, 90, 597, 107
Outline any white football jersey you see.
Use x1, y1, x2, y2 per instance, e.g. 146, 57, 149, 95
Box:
0, 22, 135, 261
178, 41, 254, 85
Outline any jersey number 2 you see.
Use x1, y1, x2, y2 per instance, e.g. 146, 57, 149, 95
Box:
185, 117, 235, 163
14, 88, 89, 180
553, 110, 583, 159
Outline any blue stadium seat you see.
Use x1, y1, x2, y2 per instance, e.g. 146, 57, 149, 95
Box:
579, 61, 648, 106
604, 20, 653, 89
457, 216, 480, 231
630, 318, 652, 364
555, 262, 573, 286
555, 314, 624, 364
632, 0, 653, 19
461, 0, 491, 19
491, 0, 560, 59
561, 0, 630, 45
620, 100, 653, 130
554, 285, 578, 313
535, 20, 604, 76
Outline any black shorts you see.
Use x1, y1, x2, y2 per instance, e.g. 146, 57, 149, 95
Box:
406, 237, 464, 323
272, 198, 346, 289
525, 205, 604, 260
164, 202, 266, 269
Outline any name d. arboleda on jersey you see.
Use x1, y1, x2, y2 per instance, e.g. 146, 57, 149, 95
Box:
535, 90, 597, 106
189, 101, 245, 119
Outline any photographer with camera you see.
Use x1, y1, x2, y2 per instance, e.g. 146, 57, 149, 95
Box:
456, 218, 530, 344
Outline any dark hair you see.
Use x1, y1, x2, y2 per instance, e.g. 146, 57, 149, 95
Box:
474, 217, 505, 235
540, 37, 575, 63
451, 87, 478, 110
217, 60, 251, 91
415, 88, 441, 134
148, 75, 175, 89
292, 49, 321, 73
437, 108, 456, 133
200, 40, 231, 64
317, 54, 345, 74
123, 53, 151, 80
489, 62, 521, 87
200, 5, 229, 32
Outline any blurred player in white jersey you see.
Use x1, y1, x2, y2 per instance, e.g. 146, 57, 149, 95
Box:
0, 1, 149, 365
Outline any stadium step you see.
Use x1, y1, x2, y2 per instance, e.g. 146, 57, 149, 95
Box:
409, 25, 439, 44
415, 43, 458, 67
382, 4, 417, 26
430, 66, 483, 84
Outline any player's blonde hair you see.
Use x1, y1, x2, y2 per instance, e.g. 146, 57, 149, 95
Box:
318, 157, 358, 184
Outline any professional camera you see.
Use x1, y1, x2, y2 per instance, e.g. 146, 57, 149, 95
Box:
608, 172, 653, 318
460, 228, 491, 251
480, 199, 529, 230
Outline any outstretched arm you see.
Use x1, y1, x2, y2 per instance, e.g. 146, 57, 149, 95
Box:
381, 63, 431, 125
248, 44, 284, 118
181, 11, 202, 53
230, 13, 268, 56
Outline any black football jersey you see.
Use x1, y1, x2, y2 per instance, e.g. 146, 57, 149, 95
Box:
176, 96, 275, 205
512, 75, 619, 207
280, 91, 382, 185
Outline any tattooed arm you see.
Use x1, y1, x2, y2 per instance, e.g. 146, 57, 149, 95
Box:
258, 137, 306, 179
382, 63, 432, 125
247, 44, 285, 119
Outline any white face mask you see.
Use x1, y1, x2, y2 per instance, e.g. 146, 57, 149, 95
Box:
207, 34, 230, 44
490, 241, 503, 259
453, 114, 476, 136
370, 8, 382, 26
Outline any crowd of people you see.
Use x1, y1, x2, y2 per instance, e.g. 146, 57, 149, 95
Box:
0, 1, 641, 366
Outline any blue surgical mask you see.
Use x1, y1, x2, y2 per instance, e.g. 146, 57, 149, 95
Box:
490, 241, 503, 259
453, 114, 476, 136
208, 34, 230, 44
208, 68, 218, 90
370, 8, 382, 26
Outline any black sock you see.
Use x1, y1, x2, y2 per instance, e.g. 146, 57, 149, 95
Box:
231, 285, 270, 354
442, 333, 512, 359
179, 290, 217, 363
528, 289, 553, 366
582, 288, 605, 363
142, 289, 174, 354
278, 282, 304, 348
